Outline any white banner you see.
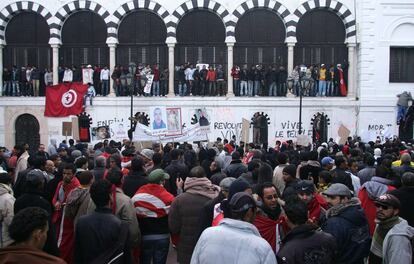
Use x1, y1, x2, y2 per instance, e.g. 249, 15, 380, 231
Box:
144, 74, 154, 94
133, 123, 208, 143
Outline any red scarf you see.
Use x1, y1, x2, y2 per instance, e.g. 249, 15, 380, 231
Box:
253, 214, 287, 253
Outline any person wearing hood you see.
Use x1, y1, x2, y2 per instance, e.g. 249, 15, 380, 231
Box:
321, 183, 371, 264
254, 182, 288, 253
191, 192, 276, 264
369, 194, 414, 264
48, 139, 58, 156
358, 165, 396, 235
0, 167, 15, 248
169, 166, 220, 264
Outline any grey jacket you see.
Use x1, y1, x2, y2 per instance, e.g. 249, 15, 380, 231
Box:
397, 91, 413, 107
382, 218, 414, 264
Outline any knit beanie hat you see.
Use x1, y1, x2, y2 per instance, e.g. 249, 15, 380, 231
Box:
228, 179, 251, 200
283, 164, 297, 178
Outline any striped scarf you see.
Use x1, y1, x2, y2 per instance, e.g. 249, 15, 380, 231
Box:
370, 216, 401, 258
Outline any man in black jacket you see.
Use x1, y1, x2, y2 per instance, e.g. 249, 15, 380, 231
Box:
277, 196, 336, 264
331, 156, 354, 194
74, 179, 132, 264
389, 172, 414, 226
164, 149, 189, 196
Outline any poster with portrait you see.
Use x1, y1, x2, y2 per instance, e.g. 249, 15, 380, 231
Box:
166, 107, 182, 136
110, 122, 129, 141
150, 106, 167, 135
195, 108, 210, 132
91, 126, 110, 141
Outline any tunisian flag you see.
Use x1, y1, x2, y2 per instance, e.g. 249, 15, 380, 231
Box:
44, 82, 88, 117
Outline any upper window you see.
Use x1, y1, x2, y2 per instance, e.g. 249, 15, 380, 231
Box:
390, 47, 414, 83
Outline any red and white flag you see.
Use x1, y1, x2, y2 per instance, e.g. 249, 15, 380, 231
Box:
44, 82, 88, 117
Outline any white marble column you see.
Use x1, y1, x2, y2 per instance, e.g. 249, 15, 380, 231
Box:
287, 43, 295, 75
108, 43, 117, 96
51, 44, 60, 85
0, 45, 3, 95
167, 43, 175, 97
226, 42, 235, 97
347, 43, 356, 98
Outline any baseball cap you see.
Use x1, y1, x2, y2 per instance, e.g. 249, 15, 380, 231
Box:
296, 180, 315, 194
229, 192, 257, 213
321, 156, 334, 166
375, 194, 401, 209
322, 183, 352, 197
148, 169, 170, 184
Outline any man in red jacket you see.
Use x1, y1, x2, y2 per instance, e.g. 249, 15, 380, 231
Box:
52, 162, 80, 263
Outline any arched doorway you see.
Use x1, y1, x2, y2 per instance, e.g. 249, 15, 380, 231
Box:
235, 9, 287, 68
175, 10, 226, 68
251, 112, 270, 146
311, 112, 330, 144
15, 114, 40, 154
117, 11, 167, 69
295, 10, 347, 66
60, 11, 108, 68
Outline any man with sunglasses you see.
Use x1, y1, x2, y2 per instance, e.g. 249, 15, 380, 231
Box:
321, 183, 371, 264
369, 194, 414, 264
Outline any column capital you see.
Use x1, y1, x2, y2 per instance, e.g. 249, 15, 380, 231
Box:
286, 42, 296, 47
347, 43, 357, 48
226, 41, 235, 47
50, 44, 60, 49
167, 43, 175, 48
108, 43, 117, 48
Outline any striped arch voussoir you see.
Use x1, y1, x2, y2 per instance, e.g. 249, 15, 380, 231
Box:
168, 0, 232, 39
111, 0, 170, 40
51, 0, 111, 41
287, 0, 356, 42
0, 1, 53, 41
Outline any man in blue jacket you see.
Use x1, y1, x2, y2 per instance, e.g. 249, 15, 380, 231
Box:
322, 183, 371, 264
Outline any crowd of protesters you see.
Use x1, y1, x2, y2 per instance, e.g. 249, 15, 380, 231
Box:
0, 135, 413, 263
1, 62, 348, 98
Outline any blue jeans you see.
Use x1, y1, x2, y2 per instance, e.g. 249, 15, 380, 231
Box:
247, 81, 254, 96
178, 82, 187, 96
254, 80, 261, 96
101, 80, 109, 96
240, 81, 247, 96
141, 238, 169, 264
233, 79, 240, 96
269, 82, 277, 96
397, 105, 408, 123
152, 81, 160, 96
318, 80, 326, 96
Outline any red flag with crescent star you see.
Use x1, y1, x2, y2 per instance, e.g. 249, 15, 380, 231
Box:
44, 82, 88, 117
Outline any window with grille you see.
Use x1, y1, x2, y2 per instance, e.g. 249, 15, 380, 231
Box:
60, 11, 108, 67
117, 11, 167, 68
4, 12, 51, 69
390, 47, 414, 83
295, 10, 347, 66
